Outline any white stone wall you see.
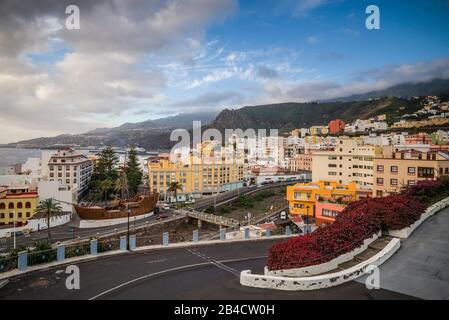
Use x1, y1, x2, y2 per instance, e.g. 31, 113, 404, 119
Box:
240, 238, 401, 291
78, 211, 154, 228
265, 232, 381, 277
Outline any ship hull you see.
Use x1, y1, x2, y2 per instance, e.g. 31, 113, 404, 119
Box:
74, 193, 159, 220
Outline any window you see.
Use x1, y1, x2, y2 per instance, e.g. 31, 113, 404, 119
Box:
0, 203, 5, 210
376, 178, 384, 185
0, 213, 4, 219
17, 202, 23, 209
328, 164, 337, 168
25, 202, 31, 209
50, 166, 54, 171
408, 180, 416, 186
390, 166, 398, 173
322, 209, 339, 218
8, 203, 14, 209
377, 165, 384, 172
408, 167, 416, 175
376, 190, 383, 197
390, 179, 398, 186
18, 212, 22, 218
9, 212, 13, 218
418, 167, 434, 178
26, 212, 30, 218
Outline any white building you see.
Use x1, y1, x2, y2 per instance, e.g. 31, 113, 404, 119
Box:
311, 137, 376, 190
45, 149, 93, 199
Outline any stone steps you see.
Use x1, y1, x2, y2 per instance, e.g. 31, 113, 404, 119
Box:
314, 236, 392, 276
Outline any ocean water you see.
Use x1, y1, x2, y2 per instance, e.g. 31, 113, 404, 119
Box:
0, 148, 41, 174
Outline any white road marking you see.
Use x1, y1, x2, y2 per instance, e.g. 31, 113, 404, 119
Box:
89, 255, 267, 300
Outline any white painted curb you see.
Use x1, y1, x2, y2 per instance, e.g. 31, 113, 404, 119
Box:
264, 232, 381, 277
240, 238, 401, 291
387, 196, 449, 239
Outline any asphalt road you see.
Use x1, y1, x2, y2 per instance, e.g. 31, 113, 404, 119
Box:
357, 206, 449, 299
0, 209, 179, 253
0, 181, 296, 253
0, 238, 415, 300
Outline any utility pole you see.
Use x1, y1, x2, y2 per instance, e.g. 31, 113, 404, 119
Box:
13, 210, 16, 250
127, 207, 131, 251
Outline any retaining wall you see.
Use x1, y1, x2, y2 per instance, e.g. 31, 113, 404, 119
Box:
78, 211, 154, 228
240, 238, 401, 291
264, 231, 381, 277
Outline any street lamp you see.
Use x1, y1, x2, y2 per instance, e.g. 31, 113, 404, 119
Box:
305, 206, 310, 234
127, 207, 131, 251
12, 210, 16, 250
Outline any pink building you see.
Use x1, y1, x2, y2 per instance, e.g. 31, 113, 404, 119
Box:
314, 202, 346, 226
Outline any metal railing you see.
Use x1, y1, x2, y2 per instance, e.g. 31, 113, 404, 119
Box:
0, 225, 295, 274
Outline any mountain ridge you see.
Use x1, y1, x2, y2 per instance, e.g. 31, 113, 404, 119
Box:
6, 78, 449, 150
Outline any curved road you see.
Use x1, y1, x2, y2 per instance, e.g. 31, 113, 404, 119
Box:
0, 238, 413, 300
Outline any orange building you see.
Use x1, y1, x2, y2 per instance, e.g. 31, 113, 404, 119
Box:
405, 132, 432, 145
328, 119, 346, 135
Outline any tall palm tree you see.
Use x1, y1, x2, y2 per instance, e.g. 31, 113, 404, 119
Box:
36, 198, 63, 243
168, 182, 181, 203
99, 179, 114, 204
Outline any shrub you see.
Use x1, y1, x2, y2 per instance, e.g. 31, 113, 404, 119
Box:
267, 191, 429, 271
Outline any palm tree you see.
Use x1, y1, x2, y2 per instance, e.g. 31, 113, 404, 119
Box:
36, 198, 63, 243
98, 179, 114, 204
168, 182, 181, 203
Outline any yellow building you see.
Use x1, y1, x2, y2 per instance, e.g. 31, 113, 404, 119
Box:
373, 146, 449, 197
304, 135, 324, 145
310, 126, 329, 136
148, 154, 244, 200
0, 185, 39, 226
392, 117, 449, 129
286, 180, 362, 217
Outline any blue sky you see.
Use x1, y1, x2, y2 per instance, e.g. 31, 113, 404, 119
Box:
0, 0, 449, 142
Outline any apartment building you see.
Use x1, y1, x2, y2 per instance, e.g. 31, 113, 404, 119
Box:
373, 146, 449, 197
0, 185, 39, 226
148, 155, 244, 200
288, 152, 313, 172
46, 149, 93, 199
310, 126, 329, 136
287, 180, 369, 217
311, 137, 377, 190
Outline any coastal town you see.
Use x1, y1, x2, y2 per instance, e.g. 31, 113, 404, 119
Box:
1, 0, 449, 305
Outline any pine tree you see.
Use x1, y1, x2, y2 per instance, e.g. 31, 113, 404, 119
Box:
126, 147, 143, 196
89, 147, 119, 200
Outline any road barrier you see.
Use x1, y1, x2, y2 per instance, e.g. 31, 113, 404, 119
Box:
193, 230, 199, 242
120, 236, 127, 251
57, 244, 65, 262
163, 232, 169, 246
90, 239, 98, 256
18, 251, 27, 272
130, 235, 137, 251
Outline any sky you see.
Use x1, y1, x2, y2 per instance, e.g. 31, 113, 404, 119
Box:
0, 0, 449, 143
